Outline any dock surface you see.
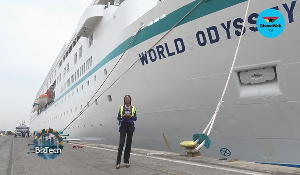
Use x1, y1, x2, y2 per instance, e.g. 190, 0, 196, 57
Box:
1, 136, 299, 175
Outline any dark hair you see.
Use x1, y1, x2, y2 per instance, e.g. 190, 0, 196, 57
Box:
124, 95, 131, 105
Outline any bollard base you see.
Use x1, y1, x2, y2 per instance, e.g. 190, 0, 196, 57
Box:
185, 148, 201, 157
180, 141, 201, 157
186, 152, 201, 157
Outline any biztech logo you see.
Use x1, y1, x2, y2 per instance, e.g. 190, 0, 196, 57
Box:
28, 128, 68, 160
257, 9, 285, 38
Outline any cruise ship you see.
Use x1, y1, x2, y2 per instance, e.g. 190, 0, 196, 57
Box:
30, 0, 300, 167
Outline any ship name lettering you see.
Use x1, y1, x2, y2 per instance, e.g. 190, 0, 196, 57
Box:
139, 1, 296, 66
139, 38, 185, 66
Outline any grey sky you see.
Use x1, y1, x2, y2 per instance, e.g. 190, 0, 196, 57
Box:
0, 0, 91, 131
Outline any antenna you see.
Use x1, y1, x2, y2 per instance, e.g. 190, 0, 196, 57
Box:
15, 120, 21, 125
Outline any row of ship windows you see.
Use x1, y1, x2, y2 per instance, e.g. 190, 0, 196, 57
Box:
65, 124, 104, 130
55, 34, 93, 90
55, 45, 82, 88
60, 34, 93, 75
60, 56, 93, 93
59, 33, 92, 69
46, 94, 113, 124
43, 124, 104, 131
43, 33, 93, 96
46, 40, 81, 91
54, 73, 112, 107
58, 36, 81, 68
38, 79, 107, 120
39, 66, 111, 120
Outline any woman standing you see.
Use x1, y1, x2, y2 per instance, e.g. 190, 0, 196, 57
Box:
116, 95, 137, 169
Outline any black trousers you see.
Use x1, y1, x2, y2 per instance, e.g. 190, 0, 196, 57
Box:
116, 122, 134, 164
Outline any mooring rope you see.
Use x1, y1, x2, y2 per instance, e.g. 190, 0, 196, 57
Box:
195, 0, 251, 151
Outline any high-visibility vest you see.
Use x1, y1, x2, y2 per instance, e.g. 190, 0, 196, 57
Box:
119, 105, 136, 117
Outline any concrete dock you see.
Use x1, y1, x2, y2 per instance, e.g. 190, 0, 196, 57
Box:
1, 136, 300, 175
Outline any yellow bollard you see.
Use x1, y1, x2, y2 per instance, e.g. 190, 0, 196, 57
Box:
180, 141, 196, 148
179, 141, 201, 157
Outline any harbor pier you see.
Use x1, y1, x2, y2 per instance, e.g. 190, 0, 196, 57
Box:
0, 136, 299, 175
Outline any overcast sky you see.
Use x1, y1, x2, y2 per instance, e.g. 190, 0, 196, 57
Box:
0, 0, 92, 131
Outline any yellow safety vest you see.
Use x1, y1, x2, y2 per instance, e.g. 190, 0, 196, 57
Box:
120, 106, 136, 117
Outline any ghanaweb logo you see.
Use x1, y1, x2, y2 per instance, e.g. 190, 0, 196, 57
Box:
263, 17, 279, 23
257, 9, 285, 38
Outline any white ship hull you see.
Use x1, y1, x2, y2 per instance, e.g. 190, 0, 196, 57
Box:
30, 0, 300, 167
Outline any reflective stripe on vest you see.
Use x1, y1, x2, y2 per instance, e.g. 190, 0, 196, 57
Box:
120, 106, 136, 117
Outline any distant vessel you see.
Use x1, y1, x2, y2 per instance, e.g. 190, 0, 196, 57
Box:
30, 0, 300, 167
15, 120, 30, 137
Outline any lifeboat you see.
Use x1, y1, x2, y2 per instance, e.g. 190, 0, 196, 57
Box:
39, 94, 50, 98
36, 85, 55, 112
32, 100, 39, 112
37, 93, 51, 109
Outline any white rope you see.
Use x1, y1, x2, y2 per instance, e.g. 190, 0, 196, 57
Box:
195, 0, 251, 150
